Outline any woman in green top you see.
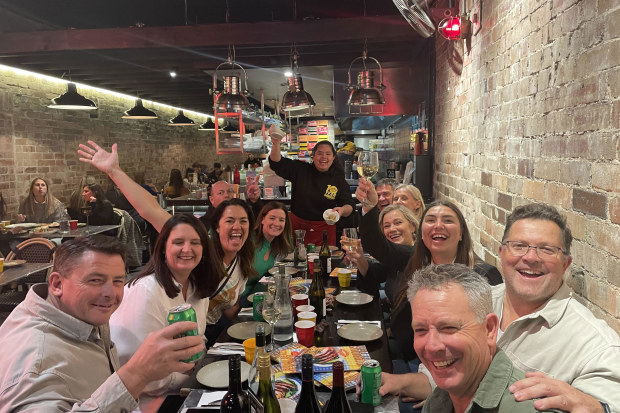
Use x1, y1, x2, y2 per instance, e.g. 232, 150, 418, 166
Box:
243, 201, 293, 297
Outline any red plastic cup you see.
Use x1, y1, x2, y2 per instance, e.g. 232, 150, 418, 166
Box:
295, 320, 315, 347
291, 293, 308, 315
69, 220, 78, 230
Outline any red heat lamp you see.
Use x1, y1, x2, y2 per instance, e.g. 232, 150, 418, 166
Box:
438, 15, 471, 40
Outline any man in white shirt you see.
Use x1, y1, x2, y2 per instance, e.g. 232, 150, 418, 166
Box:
365, 203, 620, 412
0, 235, 204, 412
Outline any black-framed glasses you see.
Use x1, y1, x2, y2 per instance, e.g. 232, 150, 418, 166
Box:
502, 241, 566, 259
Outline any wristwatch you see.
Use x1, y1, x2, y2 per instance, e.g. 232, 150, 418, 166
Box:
600, 402, 611, 413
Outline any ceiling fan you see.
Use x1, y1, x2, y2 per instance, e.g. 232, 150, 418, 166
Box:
392, 0, 436, 38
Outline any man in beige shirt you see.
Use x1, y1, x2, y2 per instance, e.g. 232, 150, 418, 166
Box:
363, 203, 620, 413
0, 235, 204, 412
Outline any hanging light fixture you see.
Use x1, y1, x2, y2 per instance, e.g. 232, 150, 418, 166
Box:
281, 46, 315, 114
198, 117, 218, 131
122, 98, 157, 119
48, 82, 97, 110
213, 44, 248, 153
345, 41, 386, 114
168, 110, 195, 126
438, 14, 471, 40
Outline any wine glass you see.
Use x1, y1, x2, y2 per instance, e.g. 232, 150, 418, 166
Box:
357, 151, 379, 180
341, 228, 358, 269
261, 293, 281, 352
80, 205, 92, 234
357, 151, 379, 207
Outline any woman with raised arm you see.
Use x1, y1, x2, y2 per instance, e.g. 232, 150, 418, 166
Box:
268, 125, 355, 246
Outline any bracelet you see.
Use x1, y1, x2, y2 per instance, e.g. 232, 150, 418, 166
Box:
600, 402, 611, 413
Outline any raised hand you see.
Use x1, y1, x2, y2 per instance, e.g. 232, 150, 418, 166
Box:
356, 177, 378, 211
78, 140, 120, 175
268, 124, 285, 145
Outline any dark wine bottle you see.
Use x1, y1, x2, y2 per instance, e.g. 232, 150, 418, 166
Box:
309, 258, 325, 322
319, 230, 330, 279
220, 354, 250, 413
324, 361, 352, 413
256, 352, 281, 413
294, 354, 322, 413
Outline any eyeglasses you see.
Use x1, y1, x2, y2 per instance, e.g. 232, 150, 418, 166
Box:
502, 241, 566, 259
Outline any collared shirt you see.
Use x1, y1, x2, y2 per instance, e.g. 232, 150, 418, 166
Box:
419, 283, 620, 411
110, 274, 210, 399
493, 282, 620, 411
0, 284, 137, 412
422, 350, 542, 413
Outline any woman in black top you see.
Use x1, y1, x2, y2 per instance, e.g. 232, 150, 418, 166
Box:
268, 124, 355, 246
76, 183, 118, 226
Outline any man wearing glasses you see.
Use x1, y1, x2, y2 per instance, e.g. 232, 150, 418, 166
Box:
367, 203, 619, 412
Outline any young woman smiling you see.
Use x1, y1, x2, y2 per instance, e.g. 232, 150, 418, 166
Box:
109, 214, 222, 407
242, 201, 293, 298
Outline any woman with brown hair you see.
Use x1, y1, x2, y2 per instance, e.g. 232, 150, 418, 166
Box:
17, 177, 69, 223
163, 168, 190, 198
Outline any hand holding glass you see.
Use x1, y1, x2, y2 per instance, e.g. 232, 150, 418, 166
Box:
342, 228, 358, 269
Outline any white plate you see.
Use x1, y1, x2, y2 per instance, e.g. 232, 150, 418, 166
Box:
227, 321, 271, 341
335, 292, 373, 306
268, 266, 298, 275
337, 323, 383, 342
5, 223, 40, 229
196, 360, 251, 388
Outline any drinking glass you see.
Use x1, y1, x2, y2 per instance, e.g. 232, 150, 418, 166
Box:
80, 206, 92, 234
262, 293, 281, 352
357, 151, 379, 180
341, 228, 358, 269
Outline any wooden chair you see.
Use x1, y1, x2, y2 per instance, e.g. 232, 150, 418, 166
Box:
0, 238, 56, 312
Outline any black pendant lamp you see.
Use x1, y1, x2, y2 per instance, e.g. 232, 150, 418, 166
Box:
122, 99, 157, 119
48, 83, 97, 110
198, 118, 218, 131
168, 110, 195, 126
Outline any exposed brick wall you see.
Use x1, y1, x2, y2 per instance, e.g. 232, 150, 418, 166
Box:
433, 0, 620, 332
0, 68, 248, 216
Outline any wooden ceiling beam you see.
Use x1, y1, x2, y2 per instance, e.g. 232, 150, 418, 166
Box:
0, 16, 416, 54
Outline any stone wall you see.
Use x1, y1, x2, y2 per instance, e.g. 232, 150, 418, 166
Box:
433, 0, 620, 331
0, 67, 248, 215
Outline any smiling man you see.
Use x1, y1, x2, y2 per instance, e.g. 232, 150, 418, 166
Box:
0, 236, 204, 412
409, 264, 540, 413
360, 203, 620, 413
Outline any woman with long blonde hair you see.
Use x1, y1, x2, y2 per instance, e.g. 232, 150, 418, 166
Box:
17, 177, 69, 223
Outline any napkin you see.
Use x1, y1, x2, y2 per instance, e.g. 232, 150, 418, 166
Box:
197, 391, 227, 406
207, 342, 246, 356
238, 307, 254, 316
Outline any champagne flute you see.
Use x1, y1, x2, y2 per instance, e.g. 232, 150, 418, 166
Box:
262, 293, 281, 352
341, 228, 358, 269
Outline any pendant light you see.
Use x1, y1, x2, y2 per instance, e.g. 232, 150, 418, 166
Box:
281, 47, 315, 114
198, 117, 218, 131
345, 41, 386, 114
48, 83, 97, 110
168, 110, 195, 126
122, 98, 157, 119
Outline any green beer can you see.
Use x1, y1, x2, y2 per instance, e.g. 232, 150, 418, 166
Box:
167, 303, 203, 362
361, 359, 382, 406
252, 292, 266, 321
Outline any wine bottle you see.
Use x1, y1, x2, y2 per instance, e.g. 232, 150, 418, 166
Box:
220, 354, 250, 413
248, 324, 266, 395
309, 258, 325, 323
319, 230, 330, 279
324, 361, 352, 413
294, 354, 322, 413
256, 353, 281, 413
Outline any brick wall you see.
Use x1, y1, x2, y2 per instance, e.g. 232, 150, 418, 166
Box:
433, 0, 620, 332
0, 68, 248, 216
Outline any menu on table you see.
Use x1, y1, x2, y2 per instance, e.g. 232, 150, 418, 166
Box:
279, 345, 371, 374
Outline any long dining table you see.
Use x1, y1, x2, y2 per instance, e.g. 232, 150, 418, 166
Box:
11, 224, 120, 240
176, 264, 399, 412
